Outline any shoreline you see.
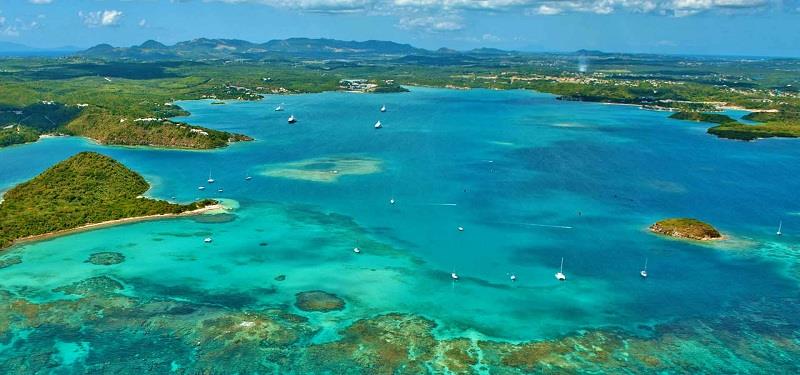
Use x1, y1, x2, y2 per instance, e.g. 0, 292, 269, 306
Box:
6, 203, 225, 250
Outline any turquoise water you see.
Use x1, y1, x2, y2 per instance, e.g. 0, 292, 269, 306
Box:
1, 87, 799, 372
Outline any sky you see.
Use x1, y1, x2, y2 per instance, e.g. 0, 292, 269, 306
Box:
1, 0, 799, 56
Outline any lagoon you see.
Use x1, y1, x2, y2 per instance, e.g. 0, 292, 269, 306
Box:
1, 87, 799, 372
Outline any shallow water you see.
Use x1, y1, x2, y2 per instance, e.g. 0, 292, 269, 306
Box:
1, 87, 799, 372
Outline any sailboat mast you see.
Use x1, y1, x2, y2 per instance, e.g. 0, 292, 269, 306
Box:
560, 257, 564, 273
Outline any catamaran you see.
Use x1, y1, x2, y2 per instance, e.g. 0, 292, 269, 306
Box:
380, 105, 387, 112
555, 257, 566, 281
640, 258, 648, 278
777, 220, 783, 236
374, 120, 382, 129
288, 115, 297, 124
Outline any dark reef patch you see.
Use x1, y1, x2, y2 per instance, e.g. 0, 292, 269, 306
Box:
86, 251, 125, 265
0, 255, 22, 269
294, 291, 345, 312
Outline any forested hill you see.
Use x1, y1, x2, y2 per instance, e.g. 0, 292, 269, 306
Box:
0, 152, 215, 249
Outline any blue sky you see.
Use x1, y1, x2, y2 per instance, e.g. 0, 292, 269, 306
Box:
1, 0, 799, 56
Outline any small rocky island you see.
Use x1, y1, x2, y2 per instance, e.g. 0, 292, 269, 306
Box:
0, 152, 219, 249
649, 218, 723, 241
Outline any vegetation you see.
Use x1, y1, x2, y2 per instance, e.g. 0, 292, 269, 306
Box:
707, 121, 800, 141
1, 38, 799, 146
669, 112, 737, 124
0, 152, 216, 249
649, 218, 722, 241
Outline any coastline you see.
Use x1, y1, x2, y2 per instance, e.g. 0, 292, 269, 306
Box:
6, 203, 225, 250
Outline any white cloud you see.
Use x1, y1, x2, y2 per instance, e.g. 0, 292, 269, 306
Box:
79, 10, 123, 27
534, 4, 562, 14
206, 0, 780, 16
397, 14, 465, 31
0, 14, 41, 37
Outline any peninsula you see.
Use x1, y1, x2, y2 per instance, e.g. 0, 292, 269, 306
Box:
649, 218, 723, 241
0, 152, 219, 249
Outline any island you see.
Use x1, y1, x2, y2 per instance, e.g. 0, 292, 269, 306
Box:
668, 111, 738, 124
649, 218, 723, 241
0, 102, 252, 149
0, 151, 219, 249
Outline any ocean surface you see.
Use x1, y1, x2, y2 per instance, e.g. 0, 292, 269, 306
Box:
1, 87, 798, 373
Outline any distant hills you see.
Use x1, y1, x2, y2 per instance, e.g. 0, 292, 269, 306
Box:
0, 42, 79, 57
75, 37, 525, 62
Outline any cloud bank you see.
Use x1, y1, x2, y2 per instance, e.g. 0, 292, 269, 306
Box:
79, 10, 123, 27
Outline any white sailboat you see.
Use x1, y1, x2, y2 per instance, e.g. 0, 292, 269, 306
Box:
288, 115, 297, 124
245, 176, 252, 181
204, 237, 213, 243
390, 198, 395, 205
458, 226, 464, 232
374, 120, 382, 129
777, 220, 783, 236
275, 104, 284, 112
198, 186, 205, 190
510, 273, 517, 282
640, 258, 648, 278
451, 271, 459, 280
555, 257, 566, 281
207, 171, 215, 184
380, 105, 387, 112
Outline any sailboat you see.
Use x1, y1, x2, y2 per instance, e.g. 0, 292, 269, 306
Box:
389, 198, 395, 205
555, 257, 566, 281
458, 226, 464, 232
288, 115, 297, 124
777, 220, 783, 236
207, 171, 215, 184
245, 176, 252, 181
640, 258, 648, 278
451, 271, 459, 280
353, 246, 361, 254
380, 105, 387, 112
510, 273, 517, 282
374, 120, 382, 129
275, 104, 284, 111
204, 237, 213, 243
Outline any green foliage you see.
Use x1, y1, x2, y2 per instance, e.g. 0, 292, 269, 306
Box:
0, 125, 39, 147
0, 152, 215, 249
1, 43, 800, 146
669, 112, 738, 124
707, 121, 800, 141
